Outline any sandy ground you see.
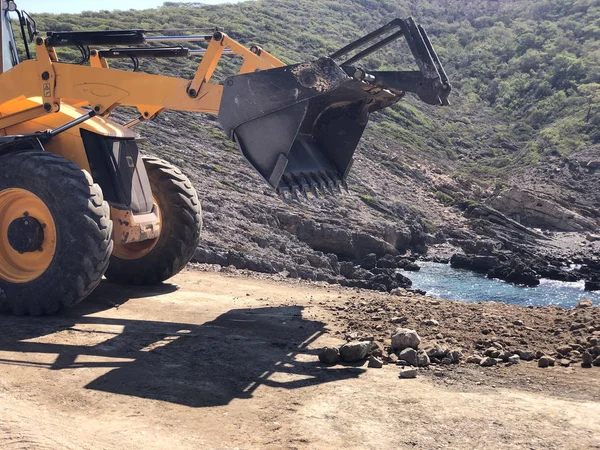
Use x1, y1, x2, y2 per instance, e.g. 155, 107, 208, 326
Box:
1, 268, 600, 450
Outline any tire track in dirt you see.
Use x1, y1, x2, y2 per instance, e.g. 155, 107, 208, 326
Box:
0, 411, 69, 450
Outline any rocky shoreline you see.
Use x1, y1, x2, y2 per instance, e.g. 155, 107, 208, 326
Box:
193, 203, 600, 297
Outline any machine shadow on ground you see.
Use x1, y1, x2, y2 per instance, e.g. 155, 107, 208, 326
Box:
0, 280, 364, 407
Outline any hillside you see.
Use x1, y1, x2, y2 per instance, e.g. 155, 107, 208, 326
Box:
30, 0, 600, 284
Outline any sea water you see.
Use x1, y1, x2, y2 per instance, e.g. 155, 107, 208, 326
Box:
407, 262, 600, 308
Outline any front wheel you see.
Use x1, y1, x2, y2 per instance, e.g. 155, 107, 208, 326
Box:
104, 157, 202, 285
0, 151, 113, 315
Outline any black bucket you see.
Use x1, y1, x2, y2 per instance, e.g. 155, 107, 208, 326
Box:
218, 57, 400, 198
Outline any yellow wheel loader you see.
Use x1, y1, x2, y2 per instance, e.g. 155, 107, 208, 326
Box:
0, 1, 450, 315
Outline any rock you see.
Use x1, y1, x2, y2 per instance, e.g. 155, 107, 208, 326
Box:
508, 355, 520, 364
497, 350, 511, 362
403, 262, 421, 272
538, 356, 555, 368
480, 357, 497, 367
441, 357, 452, 365
339, 261, 356, 278
586, 234, 600, 242
376, 254, 398, 269
391, 328, 421, 351
339, 341, 371, 362
416, 351, 430, 367
557, 345, 572, 355
450, 254, 500, 273
486, 187, 597, 232
422, 319, 439, 326
467, 355, 483, 364
408, 288, 426, 295
449, 349, 462, 363
393, 272, 413, 288
192, 246, 229, 266
584, 281, 600, 291
361, 253, 378, 270
399, 368, 418, 379
386, 353, 399, 364
368, 356, 384, 368
575, 298, 593, 308
484, 347, 500, 358
594, 356, 600, 367
390, 316, 408, 324
318, 346, 341, 365
370, 273, 399, 291
488, 258, 540, 287
398, 348, 418, 366
558, 359, 571, 367
517, 350, 535, 361
425, 344, 448, 358
582, 352, 593, 368
513, 320, 524, 326
461, 237, 503, 256
368, 341, 384, 357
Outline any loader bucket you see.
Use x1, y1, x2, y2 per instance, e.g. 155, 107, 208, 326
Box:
218, 58, 400, 198
218, 18, 451, 199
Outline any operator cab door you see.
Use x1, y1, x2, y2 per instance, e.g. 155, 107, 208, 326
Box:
0, 1, 19, 73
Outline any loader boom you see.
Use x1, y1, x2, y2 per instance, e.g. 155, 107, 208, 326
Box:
0, 30, 285, 129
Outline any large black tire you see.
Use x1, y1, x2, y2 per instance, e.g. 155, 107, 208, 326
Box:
0, 151, 113, 315
104, 157, 202, 285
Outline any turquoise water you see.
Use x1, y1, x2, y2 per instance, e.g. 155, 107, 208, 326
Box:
407, 262, 600, 308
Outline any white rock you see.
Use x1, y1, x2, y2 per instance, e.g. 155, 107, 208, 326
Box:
399, 368, 418, 379
391, 328, 421, 351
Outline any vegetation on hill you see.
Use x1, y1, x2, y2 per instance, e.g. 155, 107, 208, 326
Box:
28, 0, 599, 190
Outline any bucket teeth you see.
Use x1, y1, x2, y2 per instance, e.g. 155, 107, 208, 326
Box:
277, 185, 292, 202
321, 172, 336, 195
327, 171, 343, 194
310, 172, 329, 196
293, 174, 310, 200
278, 171, 349, 201
304, 173, 320, 198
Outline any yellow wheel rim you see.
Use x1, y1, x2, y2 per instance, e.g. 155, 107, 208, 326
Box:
112, 200, 162, 261
0, 188, 57, 283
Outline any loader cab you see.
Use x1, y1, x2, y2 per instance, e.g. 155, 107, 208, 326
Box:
0, 1, 20, 72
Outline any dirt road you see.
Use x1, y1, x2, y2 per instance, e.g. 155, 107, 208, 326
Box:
1, 268, 599, 449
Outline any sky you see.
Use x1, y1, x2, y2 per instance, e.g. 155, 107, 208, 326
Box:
20, 0, 244, 14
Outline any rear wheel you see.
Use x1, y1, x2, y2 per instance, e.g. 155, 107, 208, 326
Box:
104, 157, 202, 285
0, 151, 113, 315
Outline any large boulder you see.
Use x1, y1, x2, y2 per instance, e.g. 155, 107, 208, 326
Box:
450, 254, 500, 273
361, 253, 378, 270
376, 254, 398, 269
486, 187, 597, 232
585, 280, 600, 291
391, 328, 421, 352
398, 348, 418, 366
394, 272, 413, 288
318, 347, 341, 364
488, 258, 540, 287
339, 341, 371, 362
